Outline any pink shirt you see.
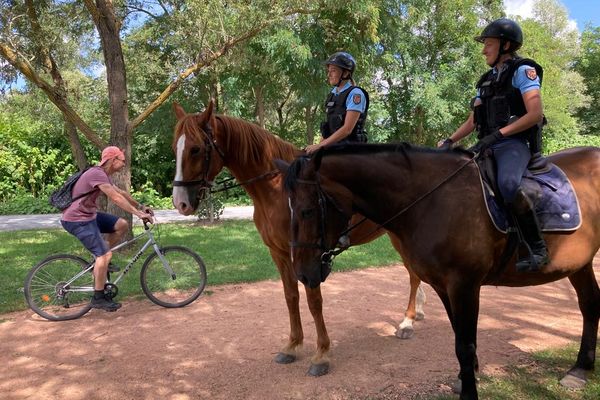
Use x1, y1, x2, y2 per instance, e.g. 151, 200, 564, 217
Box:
61, 166, 112, 222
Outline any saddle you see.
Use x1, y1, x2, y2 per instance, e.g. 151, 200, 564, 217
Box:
476, 151, 581, 234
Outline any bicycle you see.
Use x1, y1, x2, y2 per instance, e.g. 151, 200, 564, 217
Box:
24, 221, 207, 321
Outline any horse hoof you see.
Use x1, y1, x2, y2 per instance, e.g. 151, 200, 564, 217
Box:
451, 378, 462, 394
415, 311, 425, 321
395, 326, 414, 339
560, 373, 587, 389
308, 362, 329, 377
274, 352, 296, 364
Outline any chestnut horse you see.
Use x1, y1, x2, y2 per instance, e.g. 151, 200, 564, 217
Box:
170, 102, 426, 375
278, 143, 600, 399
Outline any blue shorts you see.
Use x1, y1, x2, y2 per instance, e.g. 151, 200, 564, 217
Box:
61, 212, 119, 257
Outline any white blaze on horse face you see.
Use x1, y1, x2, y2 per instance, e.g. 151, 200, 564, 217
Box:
172, 134, 188, 208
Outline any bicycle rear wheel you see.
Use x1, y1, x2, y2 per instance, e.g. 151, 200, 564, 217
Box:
24, 254, 93, 321
140, 246, 207, 308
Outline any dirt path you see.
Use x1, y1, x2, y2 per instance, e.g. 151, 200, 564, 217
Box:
1, 260, 596, 400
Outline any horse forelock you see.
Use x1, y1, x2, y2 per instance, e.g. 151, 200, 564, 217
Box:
283, 156, 312, 192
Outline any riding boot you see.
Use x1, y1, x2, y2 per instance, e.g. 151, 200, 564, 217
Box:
510, 191, 550, 272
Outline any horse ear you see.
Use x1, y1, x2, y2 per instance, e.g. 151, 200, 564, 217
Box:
202, 99, 215, 120
173, 102, 186, 120
273, 159, 290, 175
313, 147, 324, 171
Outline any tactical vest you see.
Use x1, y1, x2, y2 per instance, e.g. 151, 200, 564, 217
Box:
321, 86, 369, 143
474, 58, 544, 152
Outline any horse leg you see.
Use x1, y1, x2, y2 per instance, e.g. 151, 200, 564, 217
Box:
561, 262, 600, 388
304, 285, 331, 376
447, 283, 481, 400
388, 235, 426, 339
396, 265, 425, 339
271, 251, 304, 364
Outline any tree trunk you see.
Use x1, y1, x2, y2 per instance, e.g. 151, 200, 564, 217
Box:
254, 85, 265, 128
90, 0, 133, 237
65, 121, 88, 169
304, 106, 317, 146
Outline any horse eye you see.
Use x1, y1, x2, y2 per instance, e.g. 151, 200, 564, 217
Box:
190, 146, 201, 156
301, 208, 315, 219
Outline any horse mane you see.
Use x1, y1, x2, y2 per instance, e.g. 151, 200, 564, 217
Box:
173, 112, 299, 165
319, 142, 471, 158
283, 142, 472, 191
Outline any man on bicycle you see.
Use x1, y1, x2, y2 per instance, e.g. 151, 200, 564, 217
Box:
60, 146, 154, 311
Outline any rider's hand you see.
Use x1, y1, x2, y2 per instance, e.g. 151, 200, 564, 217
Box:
140, 204, 154, 216
468, 129, 503, 154
437, 138, 454, 149
305, 144, 321, 154
137, 210, 154, 224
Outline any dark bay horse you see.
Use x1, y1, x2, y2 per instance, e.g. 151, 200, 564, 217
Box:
277, 143, 600, 399
170, 102, 426, 375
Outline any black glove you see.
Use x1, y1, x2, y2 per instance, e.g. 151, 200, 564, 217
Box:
469, 130, 503, 154
439, 138, 454, 150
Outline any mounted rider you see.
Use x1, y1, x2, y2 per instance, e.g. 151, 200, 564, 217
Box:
306, 51, 369, 154
439, 18, 550, 272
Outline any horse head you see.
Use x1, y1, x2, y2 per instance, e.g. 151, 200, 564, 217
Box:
276, 151, 354, 288
172, 101, 225, 215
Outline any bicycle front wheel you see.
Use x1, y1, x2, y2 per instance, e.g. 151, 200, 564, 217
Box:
24, 254, 93, 321
140, 246, 207, 308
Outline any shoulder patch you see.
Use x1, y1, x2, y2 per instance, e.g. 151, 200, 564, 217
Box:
525, 68, 537, 81
352, 93, 362, 105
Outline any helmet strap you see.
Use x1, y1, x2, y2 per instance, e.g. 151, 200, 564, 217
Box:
492, 39, 508, 67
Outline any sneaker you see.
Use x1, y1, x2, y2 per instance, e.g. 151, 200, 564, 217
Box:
90, 296, 122, 311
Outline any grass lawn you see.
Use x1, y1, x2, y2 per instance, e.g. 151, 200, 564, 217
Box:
0, 219, 401, 314
428, 343, 599, 399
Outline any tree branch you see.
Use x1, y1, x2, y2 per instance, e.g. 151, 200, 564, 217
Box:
0, 41, 106, 149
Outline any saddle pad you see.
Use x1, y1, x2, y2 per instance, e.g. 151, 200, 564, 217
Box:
478, 163, 582, 234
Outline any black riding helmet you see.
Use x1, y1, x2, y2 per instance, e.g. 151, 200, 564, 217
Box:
325, 51, 356, 73
475, 18, 523, 53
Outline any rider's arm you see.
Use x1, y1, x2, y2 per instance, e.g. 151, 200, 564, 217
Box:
320, 110, 361, 146
498, 89, 543, 137
439, 112, 476, 147
98, 183, 150, 220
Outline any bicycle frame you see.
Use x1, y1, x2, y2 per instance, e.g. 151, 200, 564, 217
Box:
60, 224, 175, 293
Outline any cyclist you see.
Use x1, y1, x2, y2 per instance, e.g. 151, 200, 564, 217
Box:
60, 146, 154, 311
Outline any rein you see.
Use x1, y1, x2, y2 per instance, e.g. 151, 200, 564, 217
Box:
304, 154, 477, 263
210, 170, 280, 194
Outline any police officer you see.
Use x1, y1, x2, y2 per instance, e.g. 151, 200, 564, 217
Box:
438, 18, 549, 272
306, 51, 369, 154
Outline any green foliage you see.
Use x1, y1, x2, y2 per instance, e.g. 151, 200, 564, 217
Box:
575, 25, 600, 135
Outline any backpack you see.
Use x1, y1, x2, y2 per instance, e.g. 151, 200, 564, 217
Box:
48, 168, 99, 211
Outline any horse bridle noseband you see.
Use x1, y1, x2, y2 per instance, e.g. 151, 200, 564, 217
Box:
172, 115, 226, 190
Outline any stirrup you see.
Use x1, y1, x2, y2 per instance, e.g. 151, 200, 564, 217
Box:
515, 253, 549, 273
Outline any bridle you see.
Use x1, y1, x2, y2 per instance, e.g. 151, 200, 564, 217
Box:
172, 115, 226, 190
289, 155, 476, 270
288, 174, 352, 271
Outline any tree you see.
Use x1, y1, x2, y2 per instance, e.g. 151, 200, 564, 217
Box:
575, 25, 600, 136
374, 0, 503, 145
0, 0, 314, 229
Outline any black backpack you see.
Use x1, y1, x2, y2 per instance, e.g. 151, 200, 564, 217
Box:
48, 168, 99, 211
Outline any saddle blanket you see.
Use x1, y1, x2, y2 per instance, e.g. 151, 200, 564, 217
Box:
479, 163, 582, 234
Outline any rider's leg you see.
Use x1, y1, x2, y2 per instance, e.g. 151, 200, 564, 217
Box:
493, 137, 549, 272
97, 213, 127, 272
510, 190, 550, 272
